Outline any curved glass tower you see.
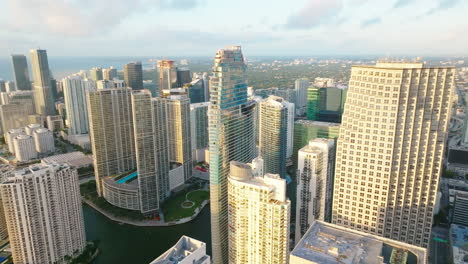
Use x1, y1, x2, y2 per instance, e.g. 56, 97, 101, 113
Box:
208, 46, 256, 264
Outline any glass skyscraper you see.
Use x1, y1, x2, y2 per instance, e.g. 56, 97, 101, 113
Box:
11, 54, 31, 91
208, 46, 256, 264
30, 49, 55, 116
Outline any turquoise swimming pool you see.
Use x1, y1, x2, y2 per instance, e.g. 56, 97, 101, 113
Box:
116, 171, 138, 184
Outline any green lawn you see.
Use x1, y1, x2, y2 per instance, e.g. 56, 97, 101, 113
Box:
162, 189, 209, 222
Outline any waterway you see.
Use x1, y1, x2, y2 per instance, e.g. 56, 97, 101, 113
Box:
83, 204, 212, 264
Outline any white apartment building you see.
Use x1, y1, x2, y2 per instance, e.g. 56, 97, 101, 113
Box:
295, 138, 335, 245
332, 62, 454, 248
0, 163, 86, 264
5, 128, 25, 153
25, 123, 42, 135
228, 161, 290, 264
13, 134, 37, 161
33, 128, 55, 153
150, 236, 211, 264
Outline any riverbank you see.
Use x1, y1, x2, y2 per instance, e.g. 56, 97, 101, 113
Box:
82, 198, 209, 227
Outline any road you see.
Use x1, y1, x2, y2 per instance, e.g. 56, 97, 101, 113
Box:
430, 226, 450, 264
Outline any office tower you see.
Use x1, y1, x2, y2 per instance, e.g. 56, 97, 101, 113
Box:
176, 68, 192, 87
30, 49, 55, 116
161, 95, 192, 181
13, 135, 37, 161
0, 80, 5, 93
209, 46, 257, 264
228, 161, 290, 264
131, 90, 170, 214
187, 79, 205, 103
290, 221, 427, 264
158, 60, 177, 93
5, 81, 15, 92
293, 120, 340, 162
62, 75, 94, 135
295, 78, 309, 116
295, 138, 335, 245
0, 90, 35, 113
89, 67, 103, 81
332, 62, 454, 248
5, 128, 25, 153
87, 88, 136, 195
25, 123, 42, 135
0, 163, 86, 264
124, 62, 143, 90
0, 104, 32, 133
46, 115, 64, 131
150, 236, 211, 264
190, 102, 210, 162
275, 88, 296, 106
33, 128, 55, 154
307, 86, 346, 123
258, 96, 290, 177
103, 66, 117, 80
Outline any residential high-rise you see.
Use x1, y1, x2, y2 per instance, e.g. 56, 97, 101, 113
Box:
190, 102, 210, 162
161, 95, 192, 181
0, 80, 5, 93
258, 96, 291, 178
87, 88, 136, 195
25, 123, 41, 135
187, 78, 205, 103
89, 67, 103, 81
228, 161, 290, 264
131, 90, 170, 215
102, 66, 117, 80
209, 46, 257, 264
0, 163, 86, 264
332, 62, 454, 248
295, 138, 335, 245
5, 81, 16, 92
11, 54, 31, 91
176, 68, 192, 87
33, 128, 55, 154
13, 134, 37, 161
150, 236, 211, 264
0, 103, 33, 133
30, 49, 55, 115
62, 75, 95, 135
5, 128, 25, 153
124, 62, 143, 90
295, 78, 309, 116
158, 60, 177, 94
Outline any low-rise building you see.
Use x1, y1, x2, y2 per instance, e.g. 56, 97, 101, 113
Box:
290, 221, 427, 264
450, 224, 468, 264
46, 115, 64, 131
149, 236, 210, 264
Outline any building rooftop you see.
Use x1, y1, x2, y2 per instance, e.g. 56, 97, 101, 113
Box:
290, 221, 427, 264
149, 236, 210, 264
42, 151, 93, 168
450, 224, 468, 264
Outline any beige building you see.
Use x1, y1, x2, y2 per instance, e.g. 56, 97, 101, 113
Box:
87, 88, 136, 195
33, 128, 55, 154
160, 95, 192, 182
295, 138, 335, 245
0, 163, 86, 264
13, 134, 37, 162
228, 161, 290, 264
332, 62, 454, 248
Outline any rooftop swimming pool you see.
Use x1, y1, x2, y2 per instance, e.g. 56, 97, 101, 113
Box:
116, 171, 138, 184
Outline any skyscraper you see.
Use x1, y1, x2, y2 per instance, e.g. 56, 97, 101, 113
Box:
158, 60, 177, 94
87, 88, 136, 195
176, 68, 191, 87
228, 161, 290, 264
103, 66, 117, 80
11, 55, 31, 91
258, 96, 291, 178
30, 49, 55, 115
132, 90, 170, 215
332, 62, 454, 248
295, 78, 309, 116
62, 75, 95, 135
307, 86, 346, 123
0, 163, 86, 264
190, 102, 210, 161
89, 67, 103, 81
124, 62, 143, 90
160, 95, 192, 181
0, 80, 5, 93
295, 138, 335, 244
209, 46, 257, 264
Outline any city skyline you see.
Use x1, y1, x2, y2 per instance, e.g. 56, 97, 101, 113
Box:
1, 0, 468, 57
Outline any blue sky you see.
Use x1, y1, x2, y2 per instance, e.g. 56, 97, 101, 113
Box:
0, 0, 467, 56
